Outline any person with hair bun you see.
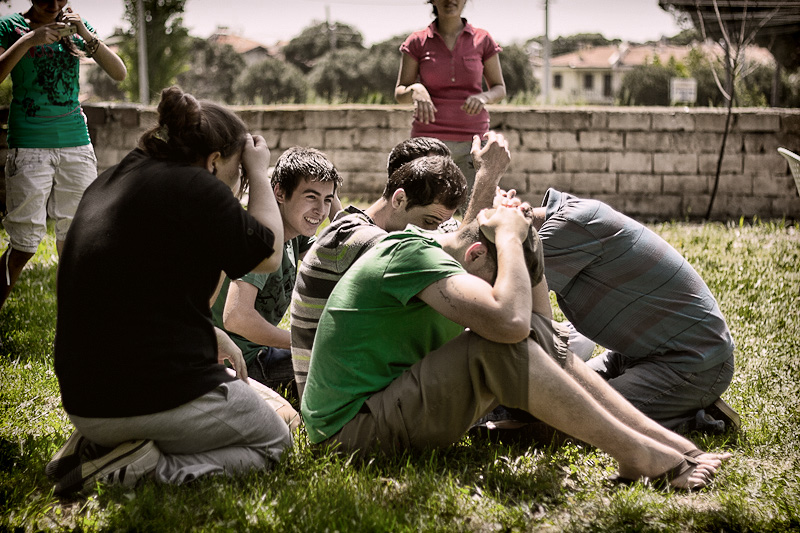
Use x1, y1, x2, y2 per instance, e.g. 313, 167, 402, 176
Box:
0, 0, 127, 311
48, 86, 292, 495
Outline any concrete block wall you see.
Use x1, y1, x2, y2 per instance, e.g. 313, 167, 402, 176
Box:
2, 104, 799, 221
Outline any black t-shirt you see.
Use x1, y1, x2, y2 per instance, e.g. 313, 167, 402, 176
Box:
55, 149, 275, 417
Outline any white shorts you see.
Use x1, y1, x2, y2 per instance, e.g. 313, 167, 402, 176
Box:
3, 145, 97, 252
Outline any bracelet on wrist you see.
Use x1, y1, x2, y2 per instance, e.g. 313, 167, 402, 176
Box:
85, 36, 101, 57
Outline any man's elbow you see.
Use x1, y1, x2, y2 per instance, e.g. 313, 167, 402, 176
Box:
501, 318, 529, 344
476, 315, 529, 344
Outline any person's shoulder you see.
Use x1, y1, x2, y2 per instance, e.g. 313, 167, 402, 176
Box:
402, 23, 436, 46
323, 210, 382, 242
0, 12, 23, 24
0, 12, 24, 35
463, 20, 490, 36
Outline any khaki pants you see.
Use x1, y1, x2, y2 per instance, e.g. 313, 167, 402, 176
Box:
324, 313, 567, 457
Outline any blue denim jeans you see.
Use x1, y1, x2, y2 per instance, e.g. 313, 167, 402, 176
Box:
247, 347, 297, 398
586, 351, 735, 430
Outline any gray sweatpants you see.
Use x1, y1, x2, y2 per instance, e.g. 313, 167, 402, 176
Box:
70, 379, 292, 484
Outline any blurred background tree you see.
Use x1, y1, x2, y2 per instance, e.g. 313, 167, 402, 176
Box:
175, 38, 244, 104
283, 21, 364, 74
118, 0, 191, 104
234, 57, 308, 105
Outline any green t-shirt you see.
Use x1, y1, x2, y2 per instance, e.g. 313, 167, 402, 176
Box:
302, 228, 465, 444
212, 235, 313, 364
0, 13, 93, 148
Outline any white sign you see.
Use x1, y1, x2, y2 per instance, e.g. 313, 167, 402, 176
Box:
671, 78, 697, 104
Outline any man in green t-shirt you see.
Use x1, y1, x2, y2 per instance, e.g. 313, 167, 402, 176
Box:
212, 147, 341, 394
302, 204, 732, 491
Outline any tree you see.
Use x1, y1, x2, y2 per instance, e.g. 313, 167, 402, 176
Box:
234, 58, 308, 105
619, 62, 674, 106
176, 38, 244, 104
307, 48, 370, 102
283, 21, 364, 74
668, 28, 702, 46
85, 65, 127, 102
358, 35, 406, 104
498, 44, 538, 102
536, 33, 620, 57
118, 0, 192, 104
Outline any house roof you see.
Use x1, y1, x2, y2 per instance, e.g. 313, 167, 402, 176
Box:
550, 42, 774, 70
550, 45, 620, 68
208, 26, 276, 56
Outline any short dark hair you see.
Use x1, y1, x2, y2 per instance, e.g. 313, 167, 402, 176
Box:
382, 155, 467, 210
272, 146, 342, 198
459, 212, 544, 285
386, 137, 451, 178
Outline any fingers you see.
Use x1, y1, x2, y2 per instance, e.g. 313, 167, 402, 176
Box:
461, 95, 486, 115
470, 134, 481, 155
413, 100, 436, 124
478, 204, 533, 244
493, 188, 521, 209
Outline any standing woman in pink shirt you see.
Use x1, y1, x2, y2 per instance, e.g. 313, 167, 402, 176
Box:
395, 0, 506, 204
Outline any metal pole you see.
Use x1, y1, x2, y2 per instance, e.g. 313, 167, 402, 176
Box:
137, 0, 149, 105
543, 0, 551, 105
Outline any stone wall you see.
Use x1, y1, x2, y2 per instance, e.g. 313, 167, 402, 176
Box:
2, 104, 799, 221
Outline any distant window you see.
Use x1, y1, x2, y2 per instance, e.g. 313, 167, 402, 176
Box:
584, 74, 594, 90
603, 74, 612, 97
553, 73, 562, 89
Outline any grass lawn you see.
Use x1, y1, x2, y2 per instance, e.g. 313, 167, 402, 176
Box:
1, 218, 799, 532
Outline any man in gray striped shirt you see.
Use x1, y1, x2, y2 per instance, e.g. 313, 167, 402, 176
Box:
532, 189, 736, 432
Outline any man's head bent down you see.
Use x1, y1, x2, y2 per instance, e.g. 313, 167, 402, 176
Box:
381, 155, 467, 232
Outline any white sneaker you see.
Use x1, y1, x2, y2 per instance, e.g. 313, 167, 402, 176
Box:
55, 439, 161, 495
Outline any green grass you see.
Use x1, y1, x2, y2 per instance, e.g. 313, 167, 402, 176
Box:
2, 218, 799, 532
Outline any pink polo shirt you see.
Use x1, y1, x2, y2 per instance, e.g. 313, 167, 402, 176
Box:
400, 20, 501, 142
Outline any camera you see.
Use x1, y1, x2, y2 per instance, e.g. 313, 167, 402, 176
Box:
55, 24, 77, 38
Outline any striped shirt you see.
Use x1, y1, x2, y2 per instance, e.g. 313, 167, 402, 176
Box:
290, 207, 386, 398
538, 189, 734, 372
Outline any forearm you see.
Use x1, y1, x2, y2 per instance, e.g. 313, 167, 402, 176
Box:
90, 42, 127, 81
463, 169, 499, 223
395, 82, 425, 104
224, 310, 291, 350
530, 275, 553, 320
491, 233, 533, 334
482, 83, 506, 105
247, 176, 283, 273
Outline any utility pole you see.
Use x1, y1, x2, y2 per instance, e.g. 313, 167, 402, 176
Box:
543, 0, 551, 105
137, 0, 149, 105
326, 4, 336, 52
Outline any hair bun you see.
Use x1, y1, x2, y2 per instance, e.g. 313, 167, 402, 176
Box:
156, 86, 201, 133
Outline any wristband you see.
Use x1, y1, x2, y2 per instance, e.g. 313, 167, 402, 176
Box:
85, 36, 101, 57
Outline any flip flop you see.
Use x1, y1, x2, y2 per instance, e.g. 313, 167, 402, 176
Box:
648, 455, 707, 491
611, 456, 708, 492
684, 448, 704, 458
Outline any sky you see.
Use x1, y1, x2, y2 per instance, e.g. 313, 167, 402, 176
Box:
3, 0, 688, 46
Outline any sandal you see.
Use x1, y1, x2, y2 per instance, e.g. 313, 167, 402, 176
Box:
648, 455, 708, 491
612, 456, 709, 491
684, 448, 704, 459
